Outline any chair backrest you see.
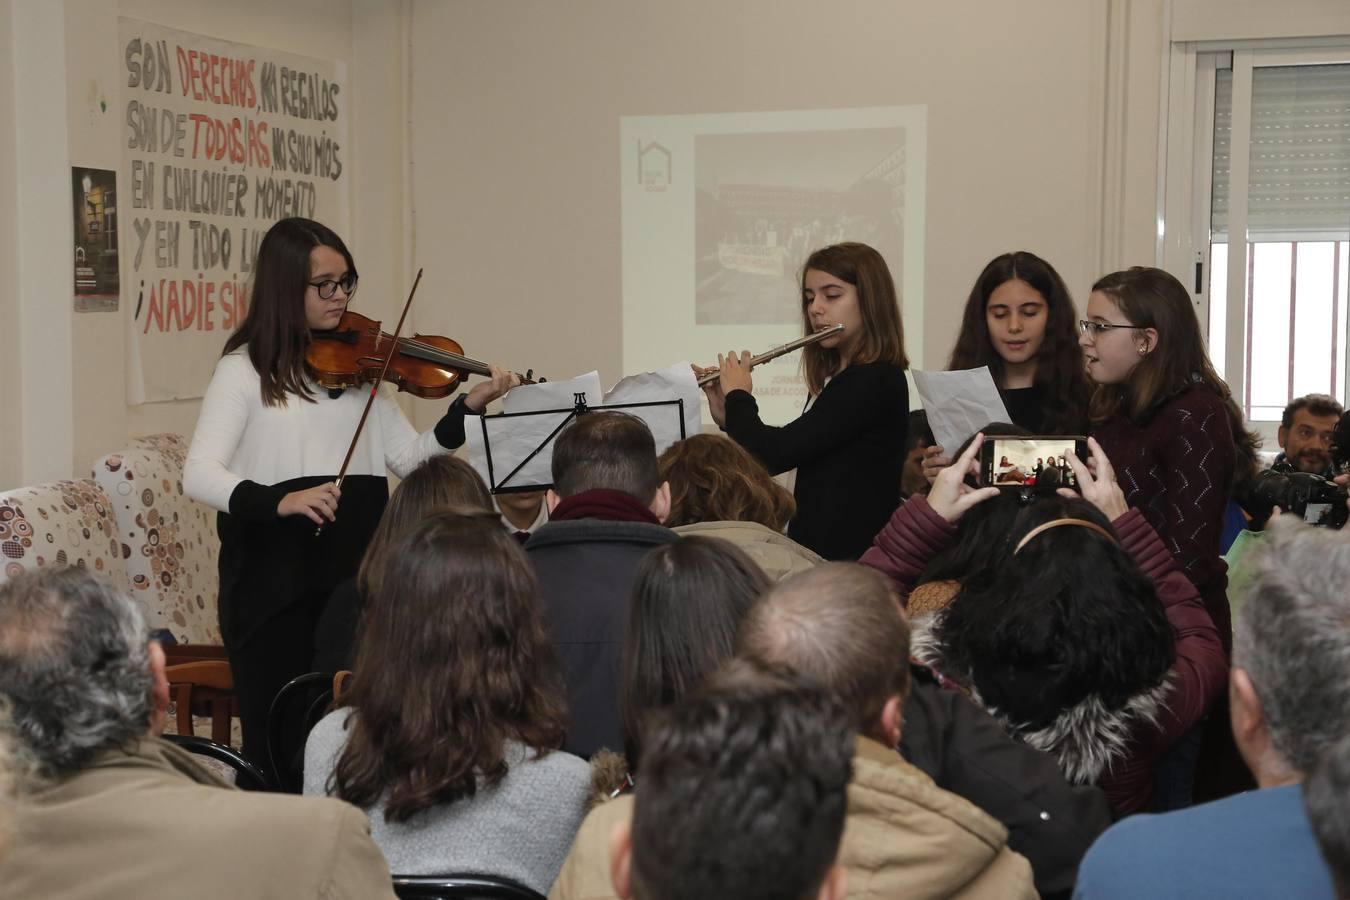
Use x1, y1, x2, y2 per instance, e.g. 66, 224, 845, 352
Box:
91, 434, 221, 645
268, 671, 335, 793
0, 479, 128, 586
163, 733, 274, 791
392, 875, 546, 900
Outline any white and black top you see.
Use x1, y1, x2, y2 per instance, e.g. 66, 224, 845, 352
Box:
184, 347, 467, 647
185, 349, 461, 519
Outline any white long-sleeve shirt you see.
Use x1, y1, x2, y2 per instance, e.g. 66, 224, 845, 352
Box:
185, 349, 452, 515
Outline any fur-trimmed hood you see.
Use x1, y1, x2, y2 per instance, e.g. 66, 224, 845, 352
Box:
909, 613, 1172, 785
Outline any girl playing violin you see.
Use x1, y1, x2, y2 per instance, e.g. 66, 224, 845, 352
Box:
697, 242, 909, 561
184, 217, 517, 766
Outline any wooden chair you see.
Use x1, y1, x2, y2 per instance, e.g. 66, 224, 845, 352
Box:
164, 659, 238, 746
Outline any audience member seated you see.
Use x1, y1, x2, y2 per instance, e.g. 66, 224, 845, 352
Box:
658, 434, 823, 580
738, 563, 1037, 899
606, 664, 853, 900
312, 454, 494, 673
619, 536, 771, 773
0, 567, 397, 900
1305, 732, 1350, 899
305, 510, 589, 893
498, 489, 550, 540
1074, 515, 1346, 898
527, 412, 678, 758
862, 436, 1226, 815
1276, 393, 1344, 477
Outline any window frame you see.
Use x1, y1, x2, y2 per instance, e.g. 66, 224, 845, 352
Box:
1160, 37, 1350, 441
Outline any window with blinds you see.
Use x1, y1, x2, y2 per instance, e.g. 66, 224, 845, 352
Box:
1207, 61, 1350, 422
1212, 63, 1350, 242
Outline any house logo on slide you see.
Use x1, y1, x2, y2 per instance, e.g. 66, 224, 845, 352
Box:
638, 140, 671, 191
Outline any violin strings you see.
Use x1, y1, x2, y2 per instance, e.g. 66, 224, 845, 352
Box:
392, 334, 490, 372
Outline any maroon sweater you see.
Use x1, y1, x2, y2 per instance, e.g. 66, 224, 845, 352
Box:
1091, 385, 1236, 652
861, 496, 1227, 815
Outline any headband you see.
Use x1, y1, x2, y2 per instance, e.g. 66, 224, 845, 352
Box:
1012, 518, 1118, 556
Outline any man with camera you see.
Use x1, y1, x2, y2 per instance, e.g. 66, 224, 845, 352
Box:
1276, 394, 1343, 477
1239, 396, 1349, 530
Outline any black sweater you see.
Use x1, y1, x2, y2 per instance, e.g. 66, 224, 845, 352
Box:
724, 361, 908, 561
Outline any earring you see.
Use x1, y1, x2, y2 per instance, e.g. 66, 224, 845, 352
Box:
1138, 347, 1148, 356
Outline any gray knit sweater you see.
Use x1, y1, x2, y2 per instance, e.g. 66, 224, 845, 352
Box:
303, 708, 591, 893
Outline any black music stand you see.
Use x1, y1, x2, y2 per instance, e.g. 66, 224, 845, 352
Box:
477, 392, 687, 494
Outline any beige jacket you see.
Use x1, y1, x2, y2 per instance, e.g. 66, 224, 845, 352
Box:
0, 737, 397, 900
550, 736, 1037, 900
672, 521, 824, 581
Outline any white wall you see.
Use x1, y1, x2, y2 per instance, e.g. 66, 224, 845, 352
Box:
405, 0, 1142, 434
0, 0, 20, 489
0, 0, 410, 489
2, 0, 1346, 487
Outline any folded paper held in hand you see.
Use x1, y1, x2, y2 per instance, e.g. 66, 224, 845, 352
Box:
464, 363, 701, 492
912, 366, 1013, 454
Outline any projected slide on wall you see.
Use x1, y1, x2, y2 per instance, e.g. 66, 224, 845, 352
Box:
621, 106, 925, 425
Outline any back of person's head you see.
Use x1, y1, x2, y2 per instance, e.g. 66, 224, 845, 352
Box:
356, 454, 494, 596
1234, 516, 1350, 778
0, 568, 154, 780
552, 411, 661, 502
621, 537, 771, 769
1305, 731, 1350, 897
335, 508, 566, 822
938, 495, 1174, 743
616, 662, 853, 900
738, 563, 910, 740
658, 434, 795, 530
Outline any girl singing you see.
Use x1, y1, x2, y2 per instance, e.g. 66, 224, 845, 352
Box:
924, 251, 1091, 480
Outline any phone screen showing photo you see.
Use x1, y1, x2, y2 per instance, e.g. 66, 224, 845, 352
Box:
979, 437, 1088, 492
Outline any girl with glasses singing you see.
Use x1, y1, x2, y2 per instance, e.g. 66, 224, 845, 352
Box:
184, 217, 519, 767
923, 251, 1092, 482
1080, 266, 1258, 654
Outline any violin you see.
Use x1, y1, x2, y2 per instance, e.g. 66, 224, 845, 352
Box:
306, 309, 537, 399
309, 268, 535, 536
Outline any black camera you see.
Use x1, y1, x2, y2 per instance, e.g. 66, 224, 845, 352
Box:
1243, 462, 1348, 529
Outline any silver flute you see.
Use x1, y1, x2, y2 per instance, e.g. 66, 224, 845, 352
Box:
696, 324, 845, 387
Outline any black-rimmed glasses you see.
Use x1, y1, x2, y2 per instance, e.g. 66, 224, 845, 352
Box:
1078, 319, 1136, 337
309, 273, 358, 300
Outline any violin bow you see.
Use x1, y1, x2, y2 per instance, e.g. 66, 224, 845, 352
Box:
317, 268, 424, 537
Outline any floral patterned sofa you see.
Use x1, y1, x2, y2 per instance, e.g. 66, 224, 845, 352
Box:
91, 433, 221, 645
1, 434, 235, 747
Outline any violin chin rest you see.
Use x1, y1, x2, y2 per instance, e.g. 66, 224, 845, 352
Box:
327, 388, 346, 400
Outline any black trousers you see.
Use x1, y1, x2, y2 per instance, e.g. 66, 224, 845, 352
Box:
216, 475, 387, 771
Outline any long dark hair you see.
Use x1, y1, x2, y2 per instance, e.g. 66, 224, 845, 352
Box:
1089, 267, 1260, 486
938, 495, 1174, 731
356, 455, 493, 597
620, 537, 770, 770
800, 243, 908, 395
948, 251, 1090, 434
223, 217, 356, 406
332, 509, 567, 822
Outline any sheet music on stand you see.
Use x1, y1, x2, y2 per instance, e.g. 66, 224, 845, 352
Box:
464, 363, 701, 493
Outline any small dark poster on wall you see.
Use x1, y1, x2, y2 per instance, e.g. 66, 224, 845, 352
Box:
73, 166, 119, 312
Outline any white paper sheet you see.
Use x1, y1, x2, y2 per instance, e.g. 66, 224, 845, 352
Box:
912, 367, 1012, 454
466, 365, 698, 492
